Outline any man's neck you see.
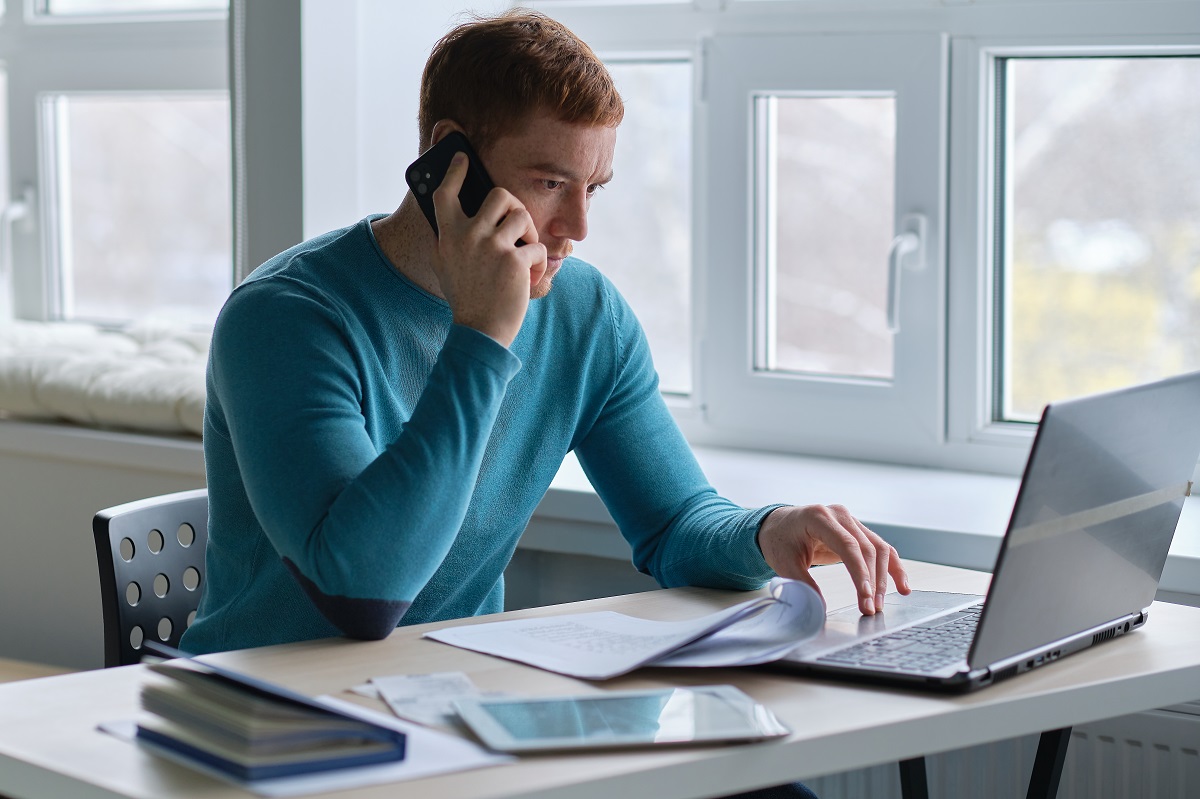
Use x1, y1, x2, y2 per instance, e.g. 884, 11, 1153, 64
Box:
370, 196, 446, 299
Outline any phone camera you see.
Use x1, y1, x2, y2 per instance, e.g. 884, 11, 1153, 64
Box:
416, 184, 428, 195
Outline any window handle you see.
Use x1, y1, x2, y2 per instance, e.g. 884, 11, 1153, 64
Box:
886, 213, 927, 333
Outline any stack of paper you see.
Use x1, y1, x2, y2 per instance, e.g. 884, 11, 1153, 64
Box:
426, 578, 826, 680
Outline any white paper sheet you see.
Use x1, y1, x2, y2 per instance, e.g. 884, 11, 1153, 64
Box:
424, 579, 825, 680
652, 579, 827, 666
368, 671, 509, 727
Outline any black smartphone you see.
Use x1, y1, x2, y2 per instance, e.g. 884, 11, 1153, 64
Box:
404, 131, 497, 237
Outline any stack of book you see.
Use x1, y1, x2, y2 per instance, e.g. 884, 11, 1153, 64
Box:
137, 658, 406, 782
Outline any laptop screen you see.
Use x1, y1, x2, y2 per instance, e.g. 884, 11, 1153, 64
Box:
969, 372, 1200, 670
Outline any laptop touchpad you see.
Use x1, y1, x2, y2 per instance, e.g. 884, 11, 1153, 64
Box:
783, 590, 982, 660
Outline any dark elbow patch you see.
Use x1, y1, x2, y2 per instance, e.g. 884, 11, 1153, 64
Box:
283, 558, 411, 640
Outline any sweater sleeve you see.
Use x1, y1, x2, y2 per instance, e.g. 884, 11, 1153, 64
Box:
573, 281, 778, 590
208, 278, 520, 638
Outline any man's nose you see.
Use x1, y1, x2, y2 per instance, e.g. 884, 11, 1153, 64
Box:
550, 191, 589, 242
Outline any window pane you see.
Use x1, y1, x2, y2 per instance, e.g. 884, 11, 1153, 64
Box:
762, 95, 895, 379
572, 60, 692, 395
1001, 57, 1200, 420
40, 0, 226, 15
51, 93, 232, 325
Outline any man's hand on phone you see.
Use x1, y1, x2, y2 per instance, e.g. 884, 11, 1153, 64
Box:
430, 152, 547, 348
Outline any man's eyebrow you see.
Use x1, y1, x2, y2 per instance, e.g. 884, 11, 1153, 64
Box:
528, 162, 614, 184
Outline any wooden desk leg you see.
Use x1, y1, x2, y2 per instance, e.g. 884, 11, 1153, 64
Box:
1025, 727, 1072, 799
898, 756, 930, 799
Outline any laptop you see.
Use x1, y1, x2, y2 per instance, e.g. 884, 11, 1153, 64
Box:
774, 371, 1200, 692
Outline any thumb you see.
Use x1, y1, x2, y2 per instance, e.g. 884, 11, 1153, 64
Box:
528, 243, 548, 287
788, 569, 825, 608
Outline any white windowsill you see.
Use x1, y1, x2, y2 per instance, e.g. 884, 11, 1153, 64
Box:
3, 417, 1197, 598
0, 417, 204, 477
534, 447, 1200, 600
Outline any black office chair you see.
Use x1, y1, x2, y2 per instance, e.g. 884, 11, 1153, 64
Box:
93, 489, 208, 667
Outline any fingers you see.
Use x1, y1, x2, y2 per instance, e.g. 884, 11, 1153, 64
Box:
817, 505, 875, 615
757, 504, 909, 617
850, 516, 891, 611
527, 244, 548, 288
889, 543, 911, 596
428, 162, 545, 347
814, 505, 907, 616
872, 527, 889, 611
434, 152, 535, 251
488, 198, 546, 288
431, 152, 470, 231
492, 197, 539, 250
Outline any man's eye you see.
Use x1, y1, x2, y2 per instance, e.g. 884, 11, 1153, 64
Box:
543, 180, 563, 190
586, 183, 604, 197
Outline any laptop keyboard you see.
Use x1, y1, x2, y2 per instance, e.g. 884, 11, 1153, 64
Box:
816, 604, 983, 673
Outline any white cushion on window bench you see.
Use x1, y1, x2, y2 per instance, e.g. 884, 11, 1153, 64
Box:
0, 320, 208, 437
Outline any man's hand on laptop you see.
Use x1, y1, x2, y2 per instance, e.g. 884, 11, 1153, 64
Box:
758, 504, 911, 616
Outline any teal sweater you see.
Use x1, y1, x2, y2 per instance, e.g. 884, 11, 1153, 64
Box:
182, 217, 778, 654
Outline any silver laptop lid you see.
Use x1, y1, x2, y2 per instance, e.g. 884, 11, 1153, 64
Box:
969, 371, 1200, 670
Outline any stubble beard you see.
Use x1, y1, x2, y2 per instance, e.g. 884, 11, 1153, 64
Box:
530, 241, 572, 300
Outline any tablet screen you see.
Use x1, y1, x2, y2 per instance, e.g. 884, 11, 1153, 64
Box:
453, 685, 789, 753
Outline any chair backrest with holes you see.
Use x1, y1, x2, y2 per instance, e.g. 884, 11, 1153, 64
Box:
92, 489, 209, 667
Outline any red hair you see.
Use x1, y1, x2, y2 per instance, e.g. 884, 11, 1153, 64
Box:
419, 9, 624, 152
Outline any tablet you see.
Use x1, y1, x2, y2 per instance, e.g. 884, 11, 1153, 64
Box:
452, 685, 790, 753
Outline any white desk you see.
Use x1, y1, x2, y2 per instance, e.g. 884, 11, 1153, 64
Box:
2, 561, 1200, 799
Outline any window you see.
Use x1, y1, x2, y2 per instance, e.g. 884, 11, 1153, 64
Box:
699, 32, 945, 463
46, 92, 231, 325
996, 56, 1200, 422
760, 95, 896, 380
949, 36, 1200, 472
2, 0, 228, 325
571, 58, 693, 395
529, 1, 1200, 475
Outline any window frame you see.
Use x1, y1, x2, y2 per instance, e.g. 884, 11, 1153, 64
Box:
697, 30, 948, 467
0, 0, 226, 321
944, 34, 1200, 476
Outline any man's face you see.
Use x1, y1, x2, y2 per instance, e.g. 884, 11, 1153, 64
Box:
478, 112, 617, 299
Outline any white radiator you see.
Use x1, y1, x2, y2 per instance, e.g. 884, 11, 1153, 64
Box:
805, 704, 1200, 799
1060, 706, 1200, 799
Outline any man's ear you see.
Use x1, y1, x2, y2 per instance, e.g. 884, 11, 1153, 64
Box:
429, 119, 466, 148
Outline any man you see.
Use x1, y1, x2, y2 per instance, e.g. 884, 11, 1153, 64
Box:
181, 10, 908, 658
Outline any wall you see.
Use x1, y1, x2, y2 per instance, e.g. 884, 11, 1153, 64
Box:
0, 421, 205, 669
